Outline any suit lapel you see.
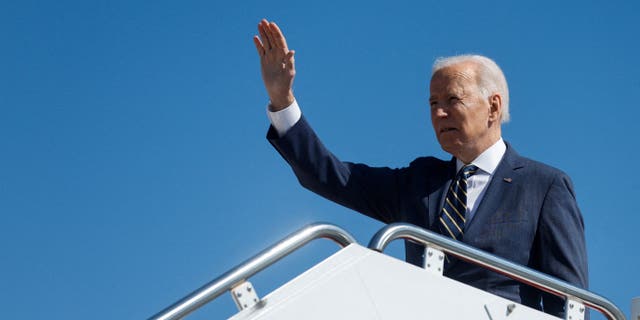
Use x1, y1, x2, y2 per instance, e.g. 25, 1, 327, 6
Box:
464, 143, 524, 233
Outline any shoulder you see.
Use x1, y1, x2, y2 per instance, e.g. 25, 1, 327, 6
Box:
520, 156, 568, 178
402, 156, 454, 184
507, 146, 576, 195
408, 156, 451, 172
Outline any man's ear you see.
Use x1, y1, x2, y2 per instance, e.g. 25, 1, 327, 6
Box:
488, 93, 503, 122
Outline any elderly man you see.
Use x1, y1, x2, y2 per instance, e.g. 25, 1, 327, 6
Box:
253, 19, 588, 317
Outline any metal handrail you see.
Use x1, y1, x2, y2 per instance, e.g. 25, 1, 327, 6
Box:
368, 223, 625, 320
148, 222, 357, 320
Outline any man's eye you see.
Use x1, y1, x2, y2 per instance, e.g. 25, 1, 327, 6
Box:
449, 96, 460, 102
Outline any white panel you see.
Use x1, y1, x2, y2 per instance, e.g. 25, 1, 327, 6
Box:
229, 244, 560, 320
632, 296, 640, 320
229, 244, 378, 320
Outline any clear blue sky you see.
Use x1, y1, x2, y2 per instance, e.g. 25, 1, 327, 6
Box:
1, 1, 638, 319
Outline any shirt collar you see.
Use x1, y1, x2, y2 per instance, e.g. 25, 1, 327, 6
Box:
456, 138, 506, 175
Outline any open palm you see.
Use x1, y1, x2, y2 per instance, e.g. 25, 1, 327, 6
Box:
253, 19, 296, 110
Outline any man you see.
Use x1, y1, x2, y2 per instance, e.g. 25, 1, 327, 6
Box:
253, 19, 588, 317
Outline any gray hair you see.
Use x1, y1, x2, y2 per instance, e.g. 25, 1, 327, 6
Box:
432, 55, 510, 123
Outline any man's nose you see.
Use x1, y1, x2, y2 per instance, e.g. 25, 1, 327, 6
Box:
434, 107, 448, 118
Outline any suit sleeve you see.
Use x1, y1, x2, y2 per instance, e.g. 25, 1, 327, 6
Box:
535, 173, 589, 317
267, 116, 409, 224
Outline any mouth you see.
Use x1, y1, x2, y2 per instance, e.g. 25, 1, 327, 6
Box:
440, 127, 458, 133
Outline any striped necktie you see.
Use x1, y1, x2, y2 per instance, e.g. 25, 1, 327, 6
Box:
439, 164, 479, 240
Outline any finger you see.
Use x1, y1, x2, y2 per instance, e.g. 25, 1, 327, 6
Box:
270, 22, 288, 50
285, 50, 295, 69
253, 36, 265, 57
264, 21, 280, 49
258, 20, 271, 50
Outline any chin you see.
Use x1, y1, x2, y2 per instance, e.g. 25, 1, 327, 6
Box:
439, 143, 458, 156
438, 140, 464, 158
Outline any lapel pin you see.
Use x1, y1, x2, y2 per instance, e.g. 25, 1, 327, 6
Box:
503, 178, 513, 183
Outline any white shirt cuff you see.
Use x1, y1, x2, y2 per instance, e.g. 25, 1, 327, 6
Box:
267, 100, 302, 137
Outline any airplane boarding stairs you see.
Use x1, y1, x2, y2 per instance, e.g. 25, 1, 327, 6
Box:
148, 223, 627, 320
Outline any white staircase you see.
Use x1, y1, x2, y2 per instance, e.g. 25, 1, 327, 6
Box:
229, 243, 558, 319
147, 222, 626, 320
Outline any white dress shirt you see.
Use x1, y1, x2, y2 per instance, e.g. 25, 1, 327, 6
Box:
456, 139, 506, 223
267, 100, 507, 223
267, 100, 302, 137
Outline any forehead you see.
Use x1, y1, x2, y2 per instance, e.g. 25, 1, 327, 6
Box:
429, 62, 479, 95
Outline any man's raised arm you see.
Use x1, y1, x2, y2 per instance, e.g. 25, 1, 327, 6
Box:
253, 19, 296, 111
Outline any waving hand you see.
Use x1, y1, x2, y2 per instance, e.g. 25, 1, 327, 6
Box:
253, 19, 296, 111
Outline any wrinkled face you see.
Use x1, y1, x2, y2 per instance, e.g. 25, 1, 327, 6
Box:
429, 62, 498, 161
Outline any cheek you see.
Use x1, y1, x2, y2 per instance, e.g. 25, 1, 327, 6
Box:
429, 108, 438, 120
429, 112, 438, 127
466, 109, 490, 130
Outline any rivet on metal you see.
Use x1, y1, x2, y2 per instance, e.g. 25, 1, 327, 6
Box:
506, 303, 516, 315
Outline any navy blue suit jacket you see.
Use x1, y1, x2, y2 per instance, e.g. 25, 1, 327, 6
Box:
268, 116, 588, 317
